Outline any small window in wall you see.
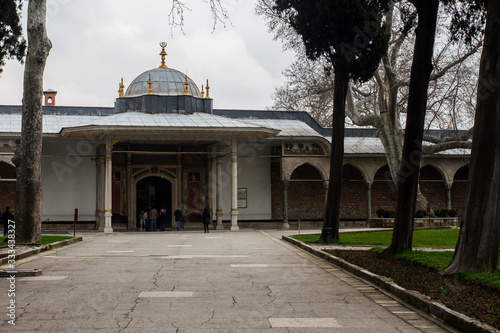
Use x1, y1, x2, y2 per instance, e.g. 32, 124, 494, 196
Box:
113, 171, 121, 182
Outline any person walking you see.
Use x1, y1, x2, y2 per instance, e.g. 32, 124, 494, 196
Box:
202, 207, 211, 233
2, 206, 14, 236
174, 208, 183, 231
149, 207, 158, 231
158, 209, 167, 232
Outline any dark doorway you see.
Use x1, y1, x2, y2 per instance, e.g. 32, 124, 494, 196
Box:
136, 177, 172, 219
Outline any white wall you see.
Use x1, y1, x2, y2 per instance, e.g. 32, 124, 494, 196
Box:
218, 140, 272, 220
41, 139, 96, 221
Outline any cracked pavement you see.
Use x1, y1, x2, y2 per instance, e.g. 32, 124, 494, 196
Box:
0, 229, 456, 332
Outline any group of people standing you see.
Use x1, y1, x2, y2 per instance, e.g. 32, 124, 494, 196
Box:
139, 207, 184, 232
138, 207, 212, 233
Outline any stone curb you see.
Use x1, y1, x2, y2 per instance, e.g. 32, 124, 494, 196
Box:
282, 235, 500, 333
0, 237, 83, 266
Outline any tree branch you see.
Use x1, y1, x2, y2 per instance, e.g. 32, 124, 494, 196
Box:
423, 127, 473, 143
429, 42, 482, 82
422, 140, 472, 155
346, 83, 382, 127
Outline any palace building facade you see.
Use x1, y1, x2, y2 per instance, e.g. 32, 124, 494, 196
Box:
0, 45, 470, 231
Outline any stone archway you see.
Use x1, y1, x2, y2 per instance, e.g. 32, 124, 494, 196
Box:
419, 165, 447, 211
136, 177, 172, 215
452, 165, 469, 216
372, 165, 398, 212
131, 169, 177, 229
340, 164, 366, 219
287, 163, 325, 220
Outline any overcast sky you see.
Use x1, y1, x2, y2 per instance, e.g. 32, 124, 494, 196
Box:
0, 0, 296, 110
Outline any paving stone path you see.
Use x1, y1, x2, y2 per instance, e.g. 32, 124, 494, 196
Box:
0, 230, 459, 332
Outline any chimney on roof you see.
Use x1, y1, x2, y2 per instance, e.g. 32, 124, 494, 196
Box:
43, 89, 57, 106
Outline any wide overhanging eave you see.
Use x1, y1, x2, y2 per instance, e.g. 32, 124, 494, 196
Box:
59, 125, 280, 140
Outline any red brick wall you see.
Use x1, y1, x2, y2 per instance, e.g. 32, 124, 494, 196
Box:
0, 162, 16, 213
451, 165, 469, 216
340, 164, 367, 219
270, 160, 465, 221
272, 162, 325, 220
288, 181, 325, 220
420, 165, 447, 211
371, 165, 397, 214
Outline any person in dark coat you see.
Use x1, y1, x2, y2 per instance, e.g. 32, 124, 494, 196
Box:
2, 206, 14, 236
158, 209, 167, 232
174, 208, 183, 231
202, 207, 211, 233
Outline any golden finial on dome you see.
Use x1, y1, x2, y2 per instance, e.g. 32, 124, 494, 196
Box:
201, 84, 205, 98
184, 75, 190, 95
118, 78, 125, 98
205, 80, 210, 99
147, 74, 153, 95
159, 42, 168, 69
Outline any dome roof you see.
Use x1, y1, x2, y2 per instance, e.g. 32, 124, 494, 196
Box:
125, 67, 202, 98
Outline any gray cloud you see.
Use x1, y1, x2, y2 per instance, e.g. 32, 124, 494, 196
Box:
0, 0, 294, 110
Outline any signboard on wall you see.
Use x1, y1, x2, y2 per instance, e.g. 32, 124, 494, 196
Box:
237, 188, 247, 208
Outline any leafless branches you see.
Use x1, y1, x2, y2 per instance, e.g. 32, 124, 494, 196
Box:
168, 0, 233, 35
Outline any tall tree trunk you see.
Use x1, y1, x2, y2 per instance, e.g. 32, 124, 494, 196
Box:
321, 70, 348, 243
12, 0, 51, 243
443, 0, 500, 274
386, 0, 439, 255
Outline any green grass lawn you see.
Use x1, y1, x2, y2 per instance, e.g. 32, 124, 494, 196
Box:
293, 228, 460, 248
0, 235, 72, 247
293, 229, 500, 288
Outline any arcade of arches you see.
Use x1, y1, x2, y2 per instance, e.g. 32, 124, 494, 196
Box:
271, 160, 469, 222
1, 158, 469, 225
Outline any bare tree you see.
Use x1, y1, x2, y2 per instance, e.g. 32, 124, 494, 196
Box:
13, 0, 51, 243
169, 0, 232, 33
260, 1, 480, 212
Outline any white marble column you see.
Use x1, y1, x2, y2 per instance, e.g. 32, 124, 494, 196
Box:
95, 154, 102, 230
230, 139, 239, 231
282, 180, 290, 229
98, 152, 106, 231
445, 181, 452, 210
216, 156, 224, 230
103, 139, 113, 233
366, 181, 373, 221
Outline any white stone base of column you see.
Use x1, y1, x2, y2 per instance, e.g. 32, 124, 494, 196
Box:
103, 212, 113, 233
230, 210, 239, 231
281, 222, 290, 229
98, 212, 106, 231
216, 210, 224, 230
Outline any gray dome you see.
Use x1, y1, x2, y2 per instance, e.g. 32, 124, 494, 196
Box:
125, 67, 201, 97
